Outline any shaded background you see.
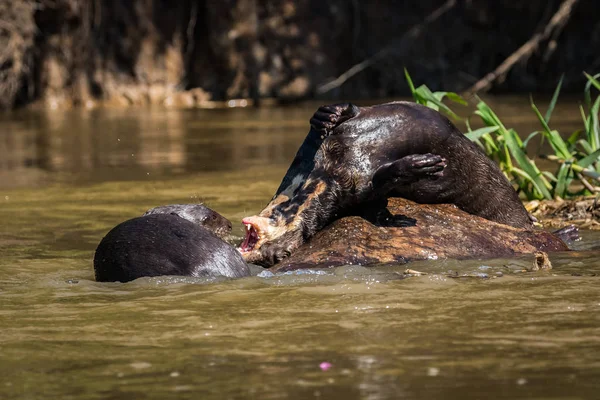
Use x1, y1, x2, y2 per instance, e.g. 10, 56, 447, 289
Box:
0, 0, 597, 109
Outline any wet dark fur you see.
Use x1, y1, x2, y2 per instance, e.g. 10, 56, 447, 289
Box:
144, 204, 232, 238
94, 206, 249, 282
250, 101, 534, 266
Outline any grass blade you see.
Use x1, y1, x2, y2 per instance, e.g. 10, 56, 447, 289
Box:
504, 129, 553, 199
583, 72, 600, 109
444, 92, 468, 106
404, 68, 417, 99
522, 131, 540, 147
415, 85, 460, 119
531, 100, 572, 159
566, 130, 582, 148
545, 75, 563, 124
554, 162, 571, 198
584, 72, 600, 91
510, 167, 549, 199
577, 148, 600, 168
464, 126, 500, 141
590, 95, 600, 151
578, 139, 594, 155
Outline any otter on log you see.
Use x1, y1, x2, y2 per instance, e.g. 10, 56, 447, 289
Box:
240, 101, 535, 266
94, 204, 250, 282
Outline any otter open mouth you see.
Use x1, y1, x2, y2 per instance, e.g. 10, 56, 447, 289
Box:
239, 220, 260, 253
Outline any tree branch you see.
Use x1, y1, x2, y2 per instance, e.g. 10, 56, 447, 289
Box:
466, 0, 580, 94
316, 0, 457, 95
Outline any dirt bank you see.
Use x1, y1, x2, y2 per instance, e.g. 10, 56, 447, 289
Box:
1, 1, 598, 109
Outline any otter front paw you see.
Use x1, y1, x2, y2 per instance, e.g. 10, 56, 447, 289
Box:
372, 153, 447, 190
254, 243, 292, 267
309, 103, 360, 137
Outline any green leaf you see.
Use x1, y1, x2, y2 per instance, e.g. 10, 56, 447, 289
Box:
465, 126, 500, 141
589, 95, 600, 150
415, 85, 460, 119
522, 131, 540, 148
577, 148, 600, 168
578, 139, 594, 154
583, 72, 600, 109
545, 74, 563, 124
542, 171, 557, 182
510, 167, 547, 200
404, 68, 416, 93
504, 129, 553, 199
475, 101, 505, 130
465, 118, 474, 134
531, 99, 572, 159
430, 91, 449, 111
555, 162, 571, 199
481, 133, 499, 153
584, 72, 600, 91
566, 130, 582, 148
580, 105, 590, 135
444, 92, 468, 106
414, 85, 437, 108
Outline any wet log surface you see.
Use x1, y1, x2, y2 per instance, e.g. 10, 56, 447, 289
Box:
273, 198, 569, 272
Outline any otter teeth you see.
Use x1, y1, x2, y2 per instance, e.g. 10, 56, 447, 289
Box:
244, 223, 260, 240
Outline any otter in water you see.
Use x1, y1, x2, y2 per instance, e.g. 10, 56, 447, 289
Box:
240, 102, 534, 266
143, 204, 232, 238
94, 204, 250, 282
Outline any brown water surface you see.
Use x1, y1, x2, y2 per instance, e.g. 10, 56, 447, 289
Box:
1, 98, 599, 400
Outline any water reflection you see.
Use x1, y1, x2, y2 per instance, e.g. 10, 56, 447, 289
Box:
0, 96, 585, 190
0, 106, 318, 188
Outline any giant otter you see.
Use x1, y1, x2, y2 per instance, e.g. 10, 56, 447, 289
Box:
144, 204, 232, 238
240, 102, 535, 266
94, 204, 251, 282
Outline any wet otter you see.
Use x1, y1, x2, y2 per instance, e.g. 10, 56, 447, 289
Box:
144, 204, 232, 238
240, 102, 534, 266
94, 204, 250, 282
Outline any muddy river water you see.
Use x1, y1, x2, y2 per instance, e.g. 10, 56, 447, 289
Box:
1, 99, 599, 399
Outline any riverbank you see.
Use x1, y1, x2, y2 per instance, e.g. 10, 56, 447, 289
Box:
1, 1, 597, 110
528, 197, 600, 230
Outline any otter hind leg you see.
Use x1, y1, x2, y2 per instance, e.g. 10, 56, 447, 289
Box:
372, 153, 447, 193
309, 103, 360, 137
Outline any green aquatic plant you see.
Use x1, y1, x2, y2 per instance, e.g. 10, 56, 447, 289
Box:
404, 69, 600, 200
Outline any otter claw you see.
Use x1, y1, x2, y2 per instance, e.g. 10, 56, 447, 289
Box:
253, 243, 293, 267
372, 153, 448, 190
310, 103, 360, 137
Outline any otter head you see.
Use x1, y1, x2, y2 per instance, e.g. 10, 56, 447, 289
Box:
144, 204, 233, 239
238, 191, 304, 266
239, 175, 337, 266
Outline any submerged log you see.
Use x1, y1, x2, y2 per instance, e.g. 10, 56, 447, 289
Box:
272, 198, 568, 272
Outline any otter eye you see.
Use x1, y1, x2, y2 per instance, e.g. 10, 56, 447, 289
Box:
210, 214, 217, 220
